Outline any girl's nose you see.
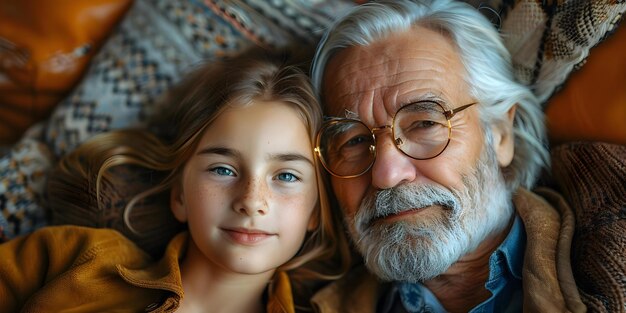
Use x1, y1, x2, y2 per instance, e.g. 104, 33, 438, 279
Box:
233, 177, 269, 216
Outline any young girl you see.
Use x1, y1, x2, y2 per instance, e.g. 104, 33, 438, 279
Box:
0, 48, 350, 313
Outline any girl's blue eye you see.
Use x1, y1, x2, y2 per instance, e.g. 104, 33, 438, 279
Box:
210, 167, 235, 176
277, 172, 298, 182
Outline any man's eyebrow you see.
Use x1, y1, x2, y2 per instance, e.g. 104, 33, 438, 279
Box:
269, 153, 314, 166
196, 147, 241, 158
406, 92, 445, 104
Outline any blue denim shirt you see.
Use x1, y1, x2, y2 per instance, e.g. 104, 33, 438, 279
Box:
391, 215, 526, 313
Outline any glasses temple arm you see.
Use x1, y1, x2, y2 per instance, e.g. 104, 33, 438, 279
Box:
445, 102, 477, 119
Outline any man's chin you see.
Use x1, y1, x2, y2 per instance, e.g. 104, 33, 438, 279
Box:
362, 246, 453, 282
352, 222, 464, 282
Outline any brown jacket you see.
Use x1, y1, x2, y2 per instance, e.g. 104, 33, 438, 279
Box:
0, 227, 294, 313
311, 188, 587, 313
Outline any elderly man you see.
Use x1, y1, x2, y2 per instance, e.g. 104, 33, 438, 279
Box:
309, 0, 586, 312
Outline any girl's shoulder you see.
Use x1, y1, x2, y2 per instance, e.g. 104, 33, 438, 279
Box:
3, 225, 151, 266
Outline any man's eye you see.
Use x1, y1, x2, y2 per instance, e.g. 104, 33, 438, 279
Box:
415, 120, 437, 128
276, 172, 299, 182
209, 166, 235, 176
345, 135, 371, 146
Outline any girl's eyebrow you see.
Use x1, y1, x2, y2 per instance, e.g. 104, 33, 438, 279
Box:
197, 147, 313, 166
196, 146, 241, 158
269, 153, 314, 166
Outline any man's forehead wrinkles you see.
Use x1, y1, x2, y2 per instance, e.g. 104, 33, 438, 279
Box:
335, 61, 444, 90
331, 49, 452, 89
378, 52, 452, 70
332, 72, 386, 99
389, 69, 447, 84
336, 63, 449, 92
334, 70, 448, 100
402, 53, 453, 63
328, 83, 450, 122
332, 57, 391, 82
327, 87, 378, 111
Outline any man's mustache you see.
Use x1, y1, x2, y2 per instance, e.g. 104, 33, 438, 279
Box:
355, 184, 461, 232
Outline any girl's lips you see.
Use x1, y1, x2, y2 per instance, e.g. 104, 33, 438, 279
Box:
222, 228, 275, 245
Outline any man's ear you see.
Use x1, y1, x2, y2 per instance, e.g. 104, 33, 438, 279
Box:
492, 105, 516, 167
170, 183, 188, 223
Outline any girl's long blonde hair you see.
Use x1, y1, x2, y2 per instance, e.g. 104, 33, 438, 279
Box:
48, 47, 350, 292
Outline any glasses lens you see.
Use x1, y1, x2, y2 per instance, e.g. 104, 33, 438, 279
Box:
318, 120, 375, 177
394, 101, 451, 159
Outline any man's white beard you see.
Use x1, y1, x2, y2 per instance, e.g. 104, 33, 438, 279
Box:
347, 140, 513, 282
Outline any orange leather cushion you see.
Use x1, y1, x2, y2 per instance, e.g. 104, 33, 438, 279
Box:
0, 0, 133, 144
545, 22, 626, 145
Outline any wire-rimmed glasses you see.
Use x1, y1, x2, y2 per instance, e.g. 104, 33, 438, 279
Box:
314, 100, 477, 178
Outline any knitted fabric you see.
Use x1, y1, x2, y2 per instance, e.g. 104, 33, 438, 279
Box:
551, 142, 626, 312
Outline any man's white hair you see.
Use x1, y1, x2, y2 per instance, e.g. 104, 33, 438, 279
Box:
311, 0, 548, 190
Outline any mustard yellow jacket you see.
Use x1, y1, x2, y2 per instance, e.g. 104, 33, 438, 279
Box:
0, 227, 295, 313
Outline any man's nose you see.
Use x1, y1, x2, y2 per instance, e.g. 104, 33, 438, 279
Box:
233, 177, 268, 216
370, 132, 418, 190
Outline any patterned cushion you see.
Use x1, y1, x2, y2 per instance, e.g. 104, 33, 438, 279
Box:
43, 0, 250, 157
0, 137, 54, 239
486, 0, 626, 104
